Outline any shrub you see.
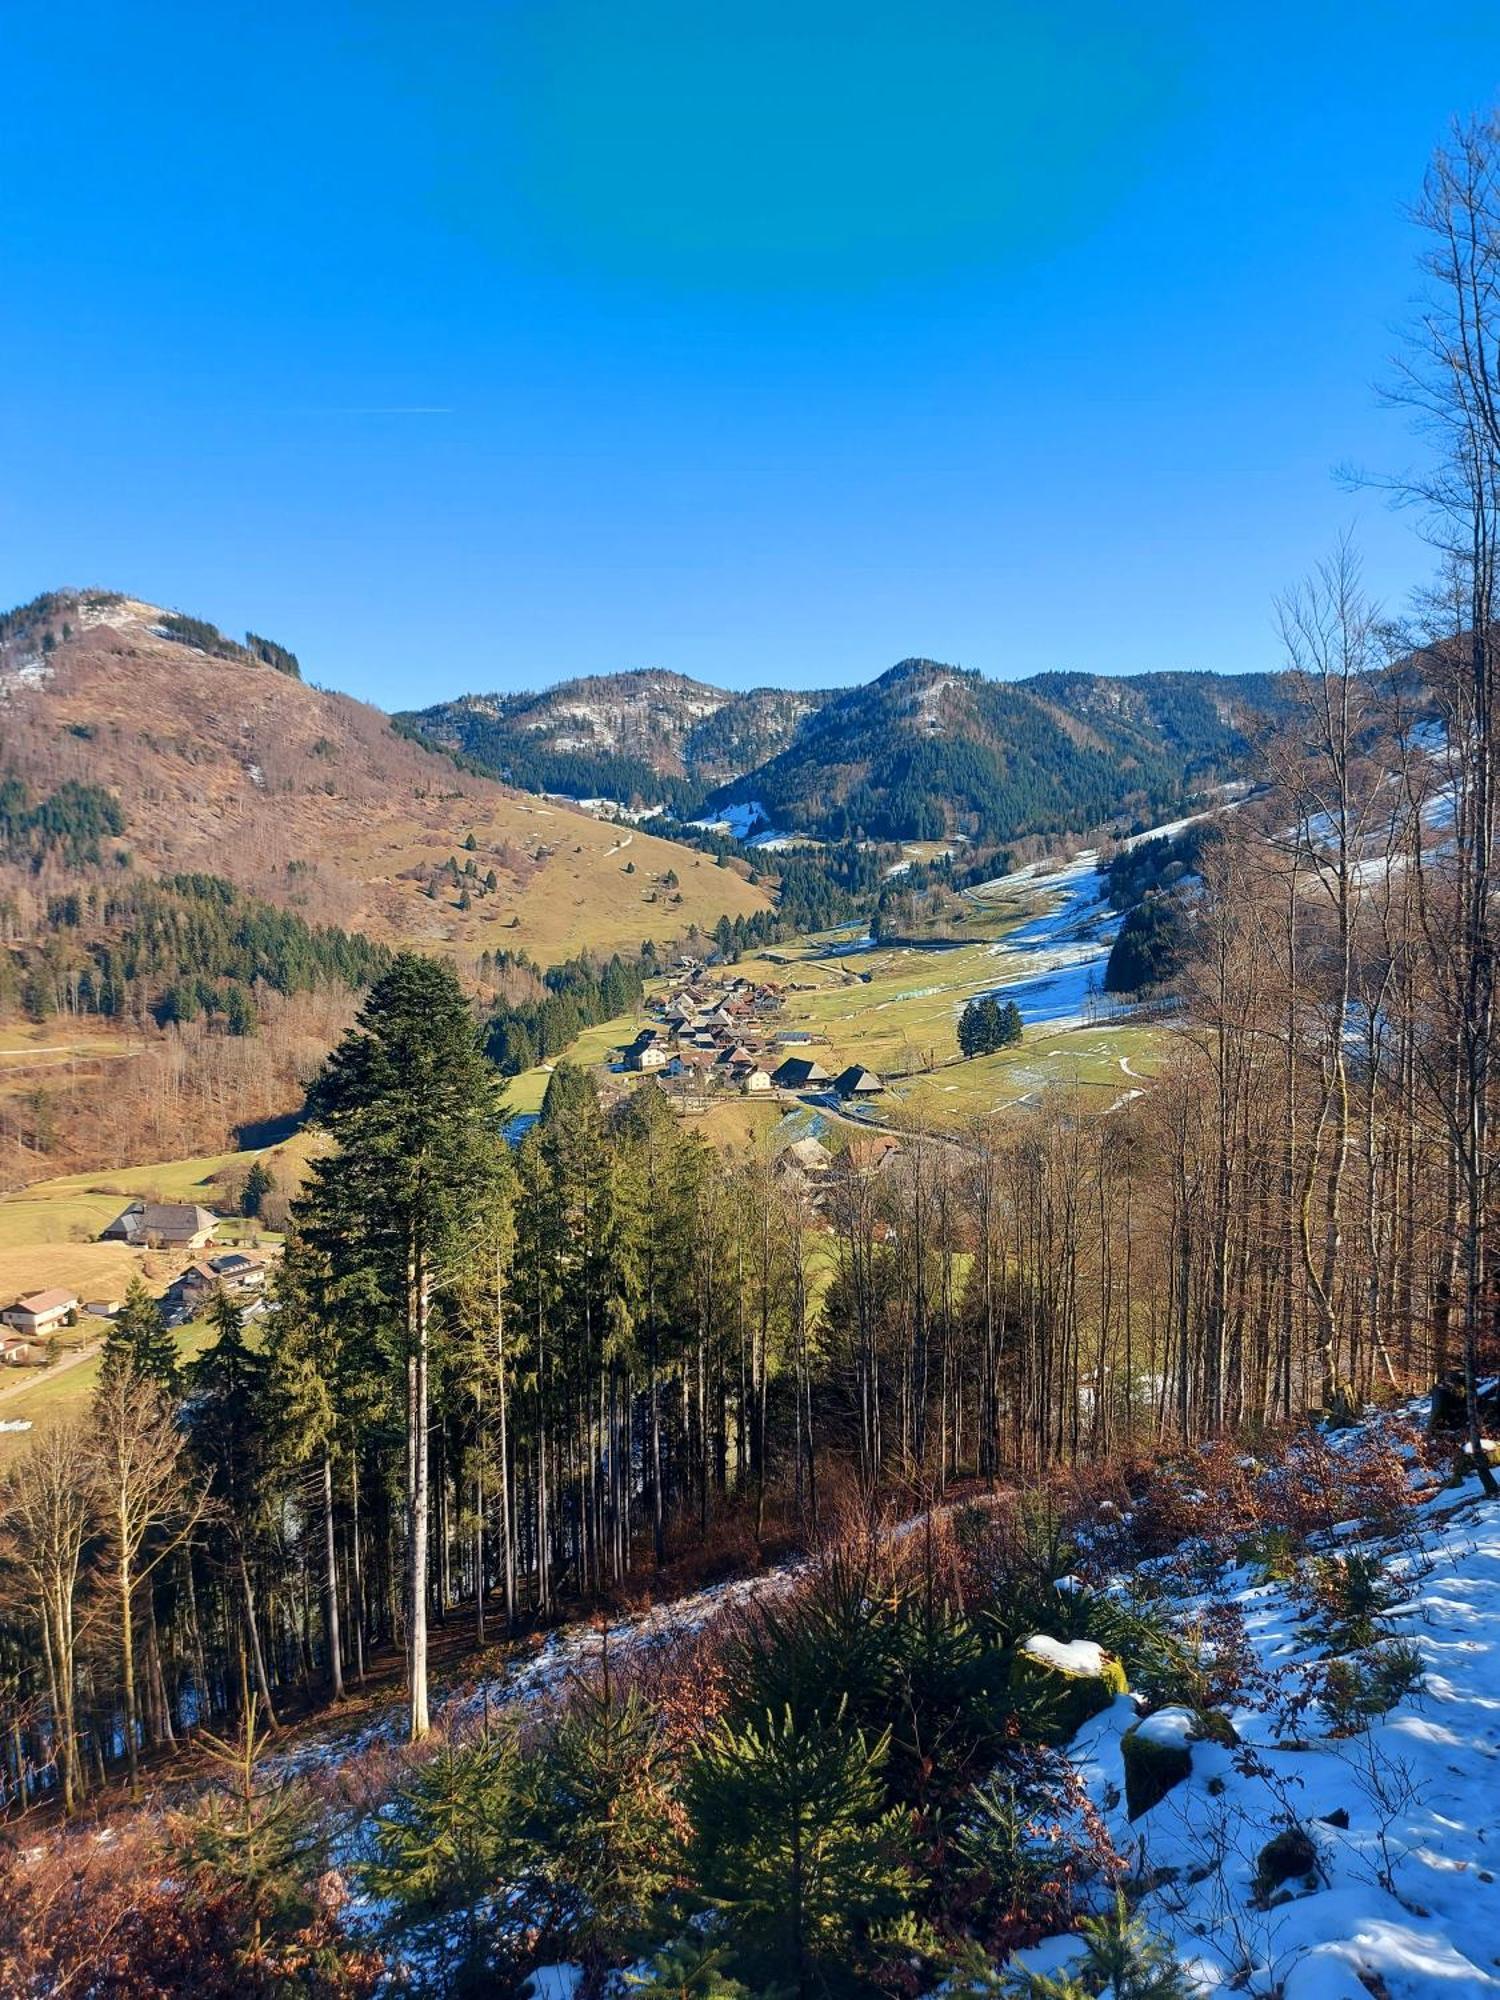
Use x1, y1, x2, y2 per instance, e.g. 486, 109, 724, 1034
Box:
1306, 1552, 1399, 1649
720, 1549, 1029, 1813
369, 1674, 678, 1980
952, 1769, 1096, 1942
628, 1937, 751, 1998
1317, 1641, 1426, 1733
1024, 1892, 1194, 2000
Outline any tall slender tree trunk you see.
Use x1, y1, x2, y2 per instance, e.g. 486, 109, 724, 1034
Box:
322, 1450, 344, 1701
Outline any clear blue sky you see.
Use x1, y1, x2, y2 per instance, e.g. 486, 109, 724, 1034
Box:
2, 2, 1497, 707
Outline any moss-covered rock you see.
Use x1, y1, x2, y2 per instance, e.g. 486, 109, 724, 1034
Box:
1010, 1633, 1128, 1743
1119, 1704, 1239, 1820
1253, 1826, 1318, 1903
1191, 1707, 1240, 1748
1122, 1712, 1194, 1820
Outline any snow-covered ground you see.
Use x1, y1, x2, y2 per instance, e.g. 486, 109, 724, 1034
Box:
689, 799, 794, 847
966, 849, 1125, 1029
1047, 1448, 1500, 1999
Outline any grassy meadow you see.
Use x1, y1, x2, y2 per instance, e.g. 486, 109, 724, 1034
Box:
501, 868, 1172, 1142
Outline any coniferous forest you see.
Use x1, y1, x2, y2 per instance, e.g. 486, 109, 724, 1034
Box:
6, 85, 1500, 2000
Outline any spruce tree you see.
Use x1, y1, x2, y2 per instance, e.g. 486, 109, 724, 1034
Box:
684, 1702, 915, 1998
190, 1287, 280, 1723
241, 1157, 274, 1218
100, 1274, 179, 1392
300, 952, 506, 1739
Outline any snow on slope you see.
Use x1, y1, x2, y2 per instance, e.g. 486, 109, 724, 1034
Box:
966, 849, 1125, 1028
1048, 1448, 1500, 1998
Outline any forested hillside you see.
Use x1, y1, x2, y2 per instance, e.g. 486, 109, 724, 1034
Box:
0, 594, 773, 1178
709, 658, 1287, 842
407, 655, 1287, 844
0, 593, 771, 959
401, 670, 830, 813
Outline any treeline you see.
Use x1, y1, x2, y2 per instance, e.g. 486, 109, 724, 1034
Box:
639, 814, 890, 932
157, 613, 302, 677
486, 948, 646, 1072
1100, 822, 1211, 909
0, 588, 121, 650
0, 775, 125, 866
1104, 896, 1186, 994
3, 872, 390, 1028
393, 711, 705, 817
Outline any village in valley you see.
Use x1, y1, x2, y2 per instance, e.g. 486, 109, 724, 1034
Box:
621, 964, 884, 1106
13, 16, 1500, 1996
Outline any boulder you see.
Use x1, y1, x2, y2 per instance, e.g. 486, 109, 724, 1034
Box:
1253, 1825, 1319, 1904
1121, 1706, 1196, 1820
1011, 1633, 1128, 1742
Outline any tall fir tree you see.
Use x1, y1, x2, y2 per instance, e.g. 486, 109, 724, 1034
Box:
299, 953, 506, 1738
190, 1286, 279, 1723
100, 1273, 179, 1392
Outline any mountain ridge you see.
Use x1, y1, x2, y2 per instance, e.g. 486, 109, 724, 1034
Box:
404, 654, 1290, 846
0, 591, 773, 965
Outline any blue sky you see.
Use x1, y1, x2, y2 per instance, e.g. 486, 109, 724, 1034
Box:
2, 2, 1497, 707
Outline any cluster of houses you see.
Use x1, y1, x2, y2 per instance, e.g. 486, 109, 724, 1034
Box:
622, 973, 887, 1104
623, 971, 787, 1092
0, 1200, 272, 1372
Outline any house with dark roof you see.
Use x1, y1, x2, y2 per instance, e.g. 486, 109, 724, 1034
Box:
770, 1056, 832, 1091
101, 1201, 218, 1249
833, 1064, 884, 1099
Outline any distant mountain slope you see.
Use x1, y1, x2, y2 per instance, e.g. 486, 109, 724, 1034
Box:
410, 657, 1289, 845
723, 659, 1287, 843
400, 670, 833, 813
0, 593, 772, 964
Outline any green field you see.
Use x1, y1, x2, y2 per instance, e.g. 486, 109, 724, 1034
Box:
500, 875, 1171, 1140
0, 1318, 220, 1466
0, 1132, 319, 1404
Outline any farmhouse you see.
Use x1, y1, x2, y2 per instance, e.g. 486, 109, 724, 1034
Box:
0, 1334, 48, 1367
209, 1252, 266, 1291
740, 1067, 773, 1093
769, 1055, 832, 1091
1, 1289, 78, 1338
101, 1201, 219, 1249
833, 1063, 884, 1100
843, 1133, 903, 1176
626, 1043, 669, 1073
164, 1252, 267, 1322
